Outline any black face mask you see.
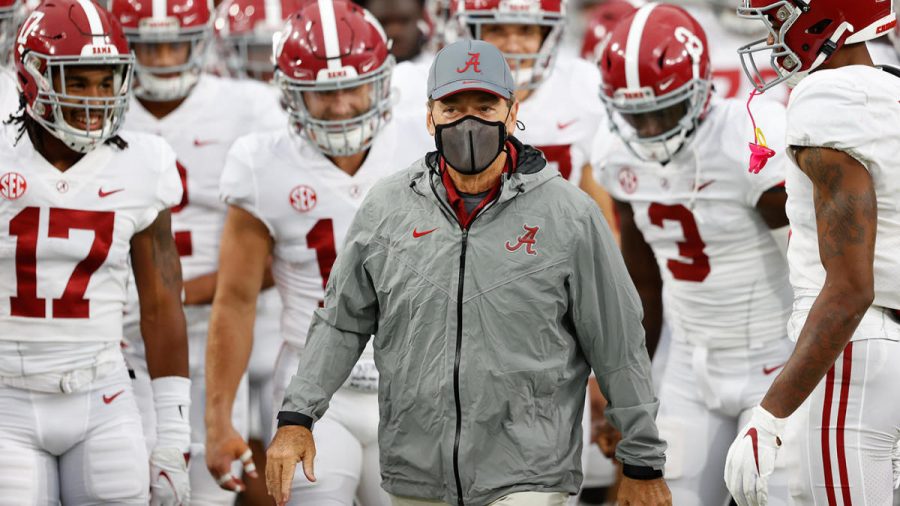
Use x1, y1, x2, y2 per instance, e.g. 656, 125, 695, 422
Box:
434, 115, 507, 175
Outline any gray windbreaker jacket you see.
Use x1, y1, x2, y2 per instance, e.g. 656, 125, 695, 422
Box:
280, 141, 666, 505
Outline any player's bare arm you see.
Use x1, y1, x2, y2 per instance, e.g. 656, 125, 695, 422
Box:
580, 163, 620, 242
755, 186, 790, 229
183, 272, 218, 305
131, 209, 189, 379
205, 205, 273, 491
760, 146, 877, 418
615, 199, 663, 357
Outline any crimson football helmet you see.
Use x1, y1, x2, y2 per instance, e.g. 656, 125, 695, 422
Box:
424, 0, 461, 52
599, 3, 712, 163
580, 0, 638, 63
15, 0, 134, 153
738, 0, 897, 92
273, 0, 393, 156
110, 0, 214, 101
214, 0, 306, 80
450, 0, 566, 90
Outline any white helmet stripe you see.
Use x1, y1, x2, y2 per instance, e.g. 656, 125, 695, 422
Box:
75, 0, 107, 46
317, 0, 343, 71
152, 0, 167, 20
625, 3, 656, 90
265, 0, 282, 28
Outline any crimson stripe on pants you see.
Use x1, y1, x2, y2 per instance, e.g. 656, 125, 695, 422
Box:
836, 343, 853, 505
822, 363, 838, 506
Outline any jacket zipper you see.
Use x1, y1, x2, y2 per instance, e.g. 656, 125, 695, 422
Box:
452, 229, 468, 506
428, 170, 502, 506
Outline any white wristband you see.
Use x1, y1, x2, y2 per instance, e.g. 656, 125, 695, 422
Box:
152, 376, 192, 452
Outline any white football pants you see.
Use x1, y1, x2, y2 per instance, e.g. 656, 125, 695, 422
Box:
0, 363, 148, 505
656, 337, 794, 506
273, 343, 389, 506
786, 338, 900, 506
123, 303, 249, 506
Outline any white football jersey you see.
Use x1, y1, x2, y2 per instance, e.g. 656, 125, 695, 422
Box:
124, 74, 285, 281
593, 97, 793, 349
392, 58, 431, 118
0, 68, 19, 121
516, 55, 607, 186
686, 7, 790, 105
785, 65, 900, 326
220, 116, 431, 350
0, 127, 181, 373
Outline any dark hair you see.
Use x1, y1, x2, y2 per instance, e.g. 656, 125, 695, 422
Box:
4, 93, 128, 150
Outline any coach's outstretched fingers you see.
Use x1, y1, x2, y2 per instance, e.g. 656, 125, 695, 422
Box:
266, 425, 316, 506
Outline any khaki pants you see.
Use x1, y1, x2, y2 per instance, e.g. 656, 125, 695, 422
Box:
390, 491, 568, 506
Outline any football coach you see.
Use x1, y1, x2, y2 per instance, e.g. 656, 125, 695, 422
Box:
266, 39, 671, 506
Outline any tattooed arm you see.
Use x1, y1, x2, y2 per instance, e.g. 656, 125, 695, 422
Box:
131, 209, 190, 379
760, 147, 876, 418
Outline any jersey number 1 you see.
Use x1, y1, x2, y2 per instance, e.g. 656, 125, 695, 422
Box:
306, 219, 336, 307
10, 207, 115, 318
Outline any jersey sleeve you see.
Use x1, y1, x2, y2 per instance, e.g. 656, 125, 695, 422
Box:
572, 61, 607, 169
785, 74, 874, 170
136, 137, 182, 232
590, 128, 626, 201
219, 135, 276, 238
740, 98, 788, 206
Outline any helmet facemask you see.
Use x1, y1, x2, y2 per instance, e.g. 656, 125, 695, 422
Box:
459, 10, 565, 90
217, 32, 275, 81
604, 76, 710, 165
276, 57, 395, 157
24, 53, 134, 153
129, 20, 211, 101
0, 2, 23, 66
736, 1, 811, 92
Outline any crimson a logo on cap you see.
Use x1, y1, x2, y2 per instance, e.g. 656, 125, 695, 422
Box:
290, 185, 317, 212
618, 167, 638, 194
457, 52, 482, 73
0, 172, 27, 200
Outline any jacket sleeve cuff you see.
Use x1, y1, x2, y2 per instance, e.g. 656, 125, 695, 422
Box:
276, 411, 314, 430
622, 464, 664, 480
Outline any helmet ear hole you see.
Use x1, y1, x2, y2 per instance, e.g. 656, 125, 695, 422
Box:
807, 19, 833, 35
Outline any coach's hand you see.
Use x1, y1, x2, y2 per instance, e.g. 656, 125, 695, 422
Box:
617, 477, 672, 506
206, 423, 256, 492
266, 425, 316, 506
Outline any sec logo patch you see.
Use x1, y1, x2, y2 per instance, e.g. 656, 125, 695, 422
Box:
0, 172, 27, 200
290, 185, 317, 212
618, 167, 638, 195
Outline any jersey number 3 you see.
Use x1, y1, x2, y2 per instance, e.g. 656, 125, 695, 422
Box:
10, 207, 115, 318
648, 203, 710, 282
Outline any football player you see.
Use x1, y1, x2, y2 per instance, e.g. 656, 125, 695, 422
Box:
450, 0, 607, 200
724, 1, 900, 505
592, 4, 794, 504
213, 0, 306, 81
205, 1, 431, 504
108, 0, 285, 502
0, 0, 190, 503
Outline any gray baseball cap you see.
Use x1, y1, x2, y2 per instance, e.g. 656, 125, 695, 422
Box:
427, 39, 516, 101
